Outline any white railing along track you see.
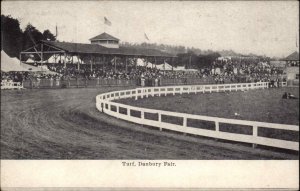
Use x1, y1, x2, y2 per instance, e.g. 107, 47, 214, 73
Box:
96, 82, 298, 151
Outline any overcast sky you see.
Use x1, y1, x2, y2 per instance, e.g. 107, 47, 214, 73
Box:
2, 1, 299, 57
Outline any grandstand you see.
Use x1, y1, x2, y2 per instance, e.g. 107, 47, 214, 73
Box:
0, 32, 289, 89
20, 32, 176, 70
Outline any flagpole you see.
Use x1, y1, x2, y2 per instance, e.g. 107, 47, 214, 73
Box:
104, 17, 106, 33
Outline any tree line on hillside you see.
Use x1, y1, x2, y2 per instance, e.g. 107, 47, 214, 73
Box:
1, 15, 56, 58
2, 14, 266, 69
120, 41, 222, 56
120, 42, 222, 68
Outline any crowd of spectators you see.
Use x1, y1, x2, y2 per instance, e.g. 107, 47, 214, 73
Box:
1, 57, 288, 86
1, 71, 61, 84
286, 61, 299, 67
209, 58, 285, 84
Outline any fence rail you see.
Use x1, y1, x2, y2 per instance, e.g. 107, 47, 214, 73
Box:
1, 81, 23, 90
22, 78, 137, 89
96, 82, 299, 151
18, 77, 291, 89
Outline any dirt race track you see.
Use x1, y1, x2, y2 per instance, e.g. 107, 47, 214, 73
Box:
1, 87, 298, 159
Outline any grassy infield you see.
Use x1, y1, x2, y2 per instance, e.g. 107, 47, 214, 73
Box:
117, 87, 299, 143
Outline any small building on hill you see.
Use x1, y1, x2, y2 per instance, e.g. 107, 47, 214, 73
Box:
283, 51, 299, 84
283, 51, 299, 67
89, 32, 120, 48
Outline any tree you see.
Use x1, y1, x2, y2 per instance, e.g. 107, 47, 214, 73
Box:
43, 29, 56, 41
22, 23, 44, 51
196, 52, 221, 68
1, 15, 23, 58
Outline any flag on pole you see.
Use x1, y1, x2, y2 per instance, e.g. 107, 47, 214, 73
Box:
144, 33, 149, 41
104, 17, 112, 26
55, 25, 58, 37
296, 33, 298, 48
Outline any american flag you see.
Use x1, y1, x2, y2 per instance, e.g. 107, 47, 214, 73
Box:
144, 33, 149, 41
104, 17, 112, 26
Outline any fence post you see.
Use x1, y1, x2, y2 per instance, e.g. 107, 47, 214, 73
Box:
141, 89, 144, 99
173, 88, 175, 95
214, 121, 220, 141
158, 113, 162, 131
183, 117, 187, 127
141, 110, 144, 119
215, 121, 219, 132
252, 125, 258, 148
116, 105, 119, 113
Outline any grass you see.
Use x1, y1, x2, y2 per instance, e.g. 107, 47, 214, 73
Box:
117, 87, 299, 144
118, 87, 299, 125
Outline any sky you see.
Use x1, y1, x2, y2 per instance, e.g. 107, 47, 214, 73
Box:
1, 1, 299, 57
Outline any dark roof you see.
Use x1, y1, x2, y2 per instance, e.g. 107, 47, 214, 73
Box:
284, 51, 299, 61
40, 40, 175, 57
89, 32, 119, 41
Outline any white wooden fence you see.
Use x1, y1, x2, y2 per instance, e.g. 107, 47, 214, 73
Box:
96, 82, 298, 151
1, 81, 23, 90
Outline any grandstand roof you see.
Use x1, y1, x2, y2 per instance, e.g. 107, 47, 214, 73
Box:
284, 51, 299, 61
89, 32, 119, 41
39, 40, 175, 57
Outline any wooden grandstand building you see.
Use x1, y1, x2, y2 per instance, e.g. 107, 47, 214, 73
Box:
89, 32, 120, 48
20, 32, 176, 72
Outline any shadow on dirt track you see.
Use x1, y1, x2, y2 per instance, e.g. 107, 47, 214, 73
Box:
1, 87, 298, 159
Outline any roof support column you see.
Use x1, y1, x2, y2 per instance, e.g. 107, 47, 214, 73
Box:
19, 53, 22, 65
125, 56, 128, 74
41, 44, 44, 66
164, 58, 166, 73
54, 54, 57, 64
90, 56, 93, 72
63, 52, 66, 68
114, 56, 116, 73
145, 57, 148, 70
102, 55, 105, 72
189, 54, 192, 69
77, 54, 80, 70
